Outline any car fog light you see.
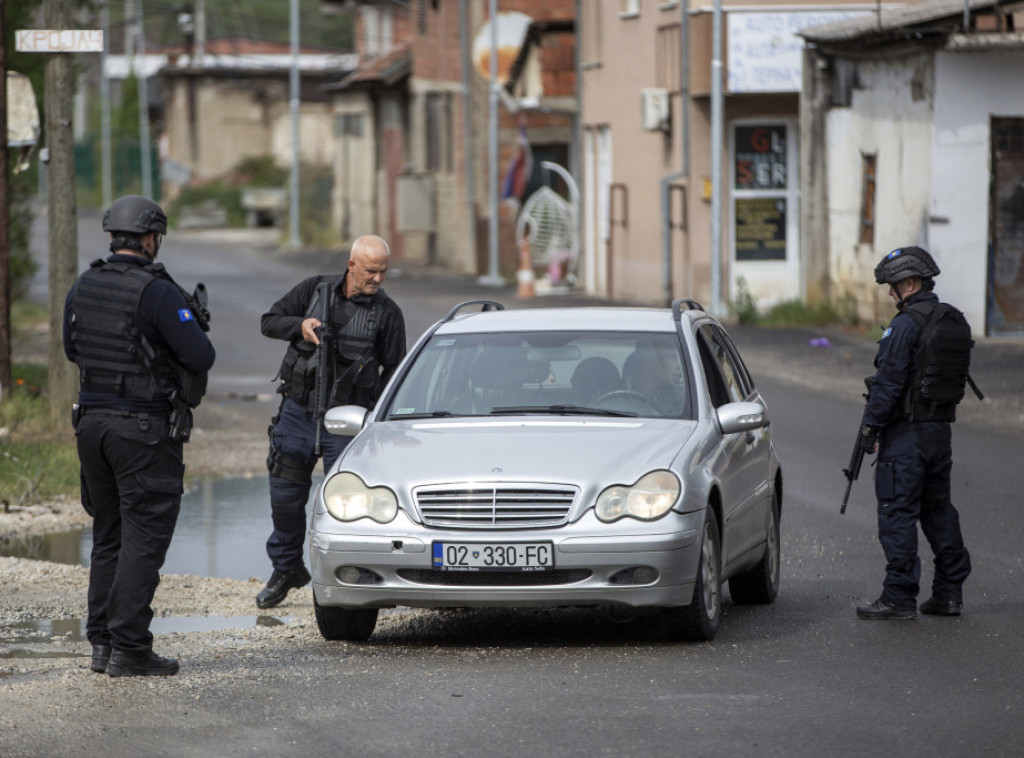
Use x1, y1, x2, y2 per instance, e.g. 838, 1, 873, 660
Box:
632, 567, 658, 584
336, 566, 383, 585
609, 567, 659, 585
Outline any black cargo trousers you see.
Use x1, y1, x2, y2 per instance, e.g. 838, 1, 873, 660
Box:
874, 419, 971, 607
75, 409, 185, 654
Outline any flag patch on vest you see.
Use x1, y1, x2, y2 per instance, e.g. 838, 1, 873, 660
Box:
882, 327, 892, 338
178, 308, 195, 322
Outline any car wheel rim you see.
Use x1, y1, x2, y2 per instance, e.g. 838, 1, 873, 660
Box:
768, 510, 779, 587
701, 523, 719, 618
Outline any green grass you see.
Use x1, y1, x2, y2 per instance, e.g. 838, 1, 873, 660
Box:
1, 365, 79, 507
759, 299, 841, 327
728, 278, 864, 329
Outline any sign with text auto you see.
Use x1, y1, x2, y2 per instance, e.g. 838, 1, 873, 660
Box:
16, 29, 104, 53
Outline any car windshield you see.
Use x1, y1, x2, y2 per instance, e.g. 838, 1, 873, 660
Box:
384, 331, 694, 420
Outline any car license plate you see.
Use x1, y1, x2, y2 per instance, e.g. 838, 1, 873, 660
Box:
432, 542, 554, 571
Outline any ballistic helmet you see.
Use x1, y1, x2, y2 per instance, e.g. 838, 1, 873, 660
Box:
102, 195, 167, 236
874, 246, 940, 285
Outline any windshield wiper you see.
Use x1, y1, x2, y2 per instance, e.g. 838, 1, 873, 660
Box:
489, 405, 637, 418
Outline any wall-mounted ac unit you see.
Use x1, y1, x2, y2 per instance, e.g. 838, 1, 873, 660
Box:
641, 88, 670, 132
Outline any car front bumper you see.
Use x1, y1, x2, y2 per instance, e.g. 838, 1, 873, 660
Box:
309, 510, 704, 610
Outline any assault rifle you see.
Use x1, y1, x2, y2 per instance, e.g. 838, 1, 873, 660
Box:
312, 280, 333, 456
840, 378, 874, 515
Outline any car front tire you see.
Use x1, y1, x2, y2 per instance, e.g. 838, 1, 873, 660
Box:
314, 597, 378, 641
661, 508, 721, 642
729, 489, 781, 605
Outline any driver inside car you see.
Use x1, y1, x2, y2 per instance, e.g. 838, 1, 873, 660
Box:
622, 348, 687, 417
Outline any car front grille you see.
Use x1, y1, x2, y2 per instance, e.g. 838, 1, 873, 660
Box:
397, 569, 592, 586
414, 484, 578, 529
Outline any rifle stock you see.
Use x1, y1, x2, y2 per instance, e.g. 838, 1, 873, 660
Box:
191, 283, 211, 332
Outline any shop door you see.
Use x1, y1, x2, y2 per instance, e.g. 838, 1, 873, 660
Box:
989, 118, 1024, 335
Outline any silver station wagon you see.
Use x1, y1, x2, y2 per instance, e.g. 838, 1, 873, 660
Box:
310, 300, 782, 642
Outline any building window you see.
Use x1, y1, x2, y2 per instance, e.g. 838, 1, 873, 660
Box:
363, 6, 379, 58
417, 0, 428, 35
859, 153, 876, 245
582, 1, 602, 66
335, 113, 364, 138
425, 93, 452, 173
656, 24, 681, 92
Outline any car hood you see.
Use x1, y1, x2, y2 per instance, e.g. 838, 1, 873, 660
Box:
335, 417, 698, 487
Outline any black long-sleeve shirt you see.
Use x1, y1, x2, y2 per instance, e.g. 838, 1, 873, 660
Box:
261, 272, 406, 405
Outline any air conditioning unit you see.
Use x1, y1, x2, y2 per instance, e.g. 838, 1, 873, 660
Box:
641, 88, 670, 132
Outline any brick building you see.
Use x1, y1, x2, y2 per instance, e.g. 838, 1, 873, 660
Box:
326, 0, 576, 278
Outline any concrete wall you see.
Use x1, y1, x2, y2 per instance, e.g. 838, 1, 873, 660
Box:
824, 54, 935, 324
164, 76, 336, 181
580, 1, 687, 304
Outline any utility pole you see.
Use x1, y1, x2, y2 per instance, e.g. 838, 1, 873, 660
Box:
288, 0, 300, 248
100, 0, 112, 208
44, 0, 80, 425
479, 0, 502, 287
135, 0, 152, 198
1, 0, 11, 399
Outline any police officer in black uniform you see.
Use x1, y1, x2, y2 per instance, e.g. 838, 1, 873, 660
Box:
856, 246, 972, 620
257, 234, 406, 609
63, 195, 216, 675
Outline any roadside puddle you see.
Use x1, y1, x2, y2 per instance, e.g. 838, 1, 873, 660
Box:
1, 615, 292, 661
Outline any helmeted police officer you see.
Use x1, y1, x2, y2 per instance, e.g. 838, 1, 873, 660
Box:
257, 235, 406, 609
63, 195, 216, 675
855, 246, 972, 620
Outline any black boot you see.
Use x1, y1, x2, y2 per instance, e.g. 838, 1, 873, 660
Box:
920, 597, 962, 616
856, 598, 917, 620
256, 567, 312, 609
106, 650, 179, 677
90, 643, 111, 673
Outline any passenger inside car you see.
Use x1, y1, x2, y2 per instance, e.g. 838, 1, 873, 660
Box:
570, 356, 622, 404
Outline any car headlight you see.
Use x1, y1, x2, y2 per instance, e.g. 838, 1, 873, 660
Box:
322, 472, 398, 523
595, 470, 681, 523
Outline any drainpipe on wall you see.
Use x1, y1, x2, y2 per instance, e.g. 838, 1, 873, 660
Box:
459, 0, 477, 270
660, 0, 691, 306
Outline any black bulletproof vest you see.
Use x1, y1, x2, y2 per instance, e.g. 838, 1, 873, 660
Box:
278, 281, 382, 411
71, 260, 166, 400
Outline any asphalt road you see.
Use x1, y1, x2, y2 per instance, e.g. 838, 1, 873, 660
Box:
19, 210, 1024, 756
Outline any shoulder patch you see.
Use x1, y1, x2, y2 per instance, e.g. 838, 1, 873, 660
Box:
881, 327, 892, 338
178, 308, 195, 323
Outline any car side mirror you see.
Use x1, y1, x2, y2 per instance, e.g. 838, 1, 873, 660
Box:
324, 405, 370, 436
717, 401, 767, 434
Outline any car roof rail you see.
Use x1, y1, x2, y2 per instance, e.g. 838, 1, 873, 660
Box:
671, 298, 705, 322
441, 300, 506, 323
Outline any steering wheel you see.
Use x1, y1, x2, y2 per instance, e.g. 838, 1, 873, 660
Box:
593, 389, 661, 415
